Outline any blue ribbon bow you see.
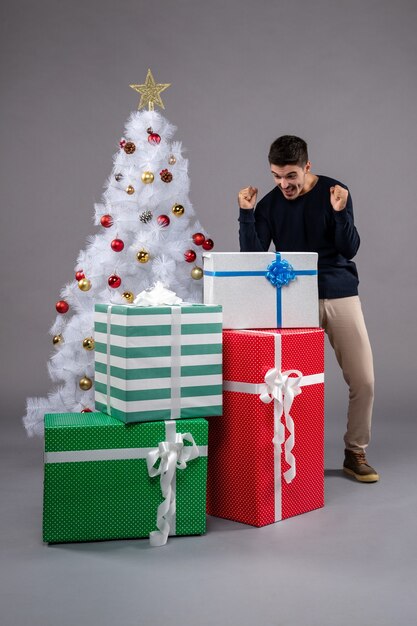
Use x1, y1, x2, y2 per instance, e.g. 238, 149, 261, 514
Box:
265, 256, 296, 288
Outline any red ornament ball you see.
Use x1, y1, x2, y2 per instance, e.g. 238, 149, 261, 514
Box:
108, 274, 122, 288
192, 232, 205, 246
111, 238, 124, 252
81, 408, 93, 413
148, 132, 161, 145
157, 214, 170, 227
184, 249, 197, 263
75, 270, 85, 281
100, 214, 113, 228
56, 300, 69, 314
202, 238, 214, 251
119, 138, 126, 149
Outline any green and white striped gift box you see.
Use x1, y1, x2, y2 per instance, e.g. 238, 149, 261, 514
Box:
94, 303, 223, 424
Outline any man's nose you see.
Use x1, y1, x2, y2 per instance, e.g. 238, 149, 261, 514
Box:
281, 179, 289, 188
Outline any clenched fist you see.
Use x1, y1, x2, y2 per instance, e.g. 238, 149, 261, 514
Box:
238, 186, 258, 209
330, 185, 349, 212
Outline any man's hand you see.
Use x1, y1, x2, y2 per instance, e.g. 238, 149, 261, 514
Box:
238, 186, 258, 209
330, 185, 348, 212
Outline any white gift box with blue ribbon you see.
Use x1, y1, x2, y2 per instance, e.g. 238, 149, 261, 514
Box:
203, 252, 319, 329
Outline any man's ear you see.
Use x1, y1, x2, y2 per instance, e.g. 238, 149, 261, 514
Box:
305, 160, 312, 173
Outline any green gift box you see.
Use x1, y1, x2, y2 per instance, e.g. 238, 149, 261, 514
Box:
94, 303, 222, 423
43, 413, 208, 545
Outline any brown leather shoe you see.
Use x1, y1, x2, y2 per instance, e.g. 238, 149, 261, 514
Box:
343, 449, 379, 483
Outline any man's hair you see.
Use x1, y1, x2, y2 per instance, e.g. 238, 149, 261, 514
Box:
268, 135, 308, 167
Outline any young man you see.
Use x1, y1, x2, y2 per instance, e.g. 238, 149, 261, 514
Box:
238, 135, 378, 482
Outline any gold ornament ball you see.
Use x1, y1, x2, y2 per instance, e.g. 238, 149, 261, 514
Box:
136, 249, 150, 263
172, 203, 185, 216
82, 337, 95, 351
122, 291, 135, 303
191, 266, 203, 280
53, 334, 63, 346
78, 278, 92, 291
79, 376, 93, 391
126, 185, 135, 195
141, 171, 154, 184
168, 155, 176, 165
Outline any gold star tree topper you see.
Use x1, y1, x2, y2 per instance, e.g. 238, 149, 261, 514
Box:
130, 69, 171, 111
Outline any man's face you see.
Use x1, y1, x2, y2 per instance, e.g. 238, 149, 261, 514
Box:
270, 162, 311, 200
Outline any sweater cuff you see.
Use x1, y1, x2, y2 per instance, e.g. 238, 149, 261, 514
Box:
238, 208, 255, 222
333, 208, 349, 222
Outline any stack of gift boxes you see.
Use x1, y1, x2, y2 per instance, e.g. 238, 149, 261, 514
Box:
43, 252, 324, 546
204, 252, 324, 526
43, 299, 222, 546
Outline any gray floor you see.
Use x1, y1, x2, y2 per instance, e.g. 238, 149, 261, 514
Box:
1, 401, 416, 626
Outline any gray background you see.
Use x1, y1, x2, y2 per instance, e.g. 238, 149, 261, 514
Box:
1, 1, 417, 625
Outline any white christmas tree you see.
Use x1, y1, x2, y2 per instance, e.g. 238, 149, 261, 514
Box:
24, 70, 214, 436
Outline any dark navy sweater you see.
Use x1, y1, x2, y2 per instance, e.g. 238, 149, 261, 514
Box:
239, 175, 360, 299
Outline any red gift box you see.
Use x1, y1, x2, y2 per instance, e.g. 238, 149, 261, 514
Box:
207, 328, 324, 527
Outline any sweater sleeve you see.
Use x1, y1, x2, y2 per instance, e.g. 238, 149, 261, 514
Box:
332, 191, 360, 259
238, 207, 272, 252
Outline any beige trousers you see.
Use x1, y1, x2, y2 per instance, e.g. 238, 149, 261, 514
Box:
319, 296, 374, 452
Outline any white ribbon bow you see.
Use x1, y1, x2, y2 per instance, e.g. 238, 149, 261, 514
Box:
146, 432, 199, 547
259, 368, 303, 484
134, 281, 183, 306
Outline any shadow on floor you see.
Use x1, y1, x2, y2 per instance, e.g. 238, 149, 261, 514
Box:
324, 468, 345, 478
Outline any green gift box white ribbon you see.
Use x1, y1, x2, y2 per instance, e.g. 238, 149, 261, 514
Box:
94, 299, 223, 424
43, 413, 208, 545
